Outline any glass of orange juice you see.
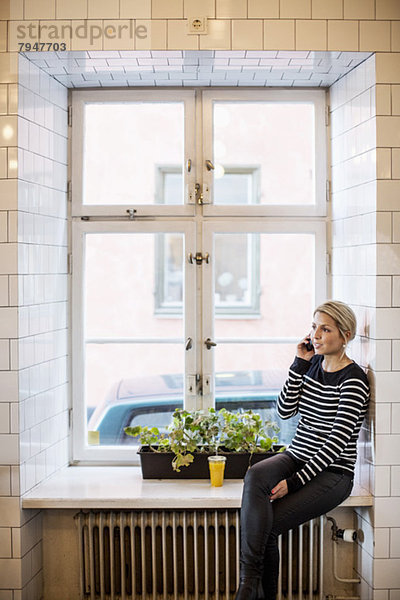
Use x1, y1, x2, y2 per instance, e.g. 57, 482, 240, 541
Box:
208, 455, 227, 487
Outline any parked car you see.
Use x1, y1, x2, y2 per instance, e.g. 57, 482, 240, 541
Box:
87, 370, 299, 446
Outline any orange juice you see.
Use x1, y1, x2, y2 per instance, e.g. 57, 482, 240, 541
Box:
208, 456, 226, 487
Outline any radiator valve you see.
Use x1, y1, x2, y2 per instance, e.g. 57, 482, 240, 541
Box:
338, 528, 357, 542
326, 516, 357, 543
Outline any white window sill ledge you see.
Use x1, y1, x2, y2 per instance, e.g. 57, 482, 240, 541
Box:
21, 466, 373, 510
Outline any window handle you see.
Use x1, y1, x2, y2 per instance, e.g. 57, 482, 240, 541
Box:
205, 160, 214, 171
205, 338, 217, 350
185, 337, 193, 351
188, 252, 209, 265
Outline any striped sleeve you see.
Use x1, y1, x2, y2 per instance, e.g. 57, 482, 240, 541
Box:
277, 357, 312, 420
286, 376, 369, 493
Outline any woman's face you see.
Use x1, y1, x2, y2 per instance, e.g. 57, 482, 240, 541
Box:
310, 311, 348, 356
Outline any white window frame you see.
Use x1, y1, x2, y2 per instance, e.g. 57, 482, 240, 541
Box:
71, 89, 197, 218
71, 219, 196, 463
71, 87, 328, 464
202, 89, 327, 217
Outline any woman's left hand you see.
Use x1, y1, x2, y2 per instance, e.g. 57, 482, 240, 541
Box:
270, 479, 288, 501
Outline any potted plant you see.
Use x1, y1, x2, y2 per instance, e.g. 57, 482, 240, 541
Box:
124, 408, 286, 479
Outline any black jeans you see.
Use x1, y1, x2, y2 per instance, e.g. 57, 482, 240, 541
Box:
239, 451, 353, 600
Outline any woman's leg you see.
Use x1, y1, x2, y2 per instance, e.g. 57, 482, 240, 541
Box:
239, 452, 300, 578
262, 471, 354, 600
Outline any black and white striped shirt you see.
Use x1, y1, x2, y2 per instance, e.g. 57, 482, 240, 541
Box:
277, 354, 370, 493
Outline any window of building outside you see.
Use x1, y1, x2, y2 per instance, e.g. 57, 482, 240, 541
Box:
71, 89, 327, 463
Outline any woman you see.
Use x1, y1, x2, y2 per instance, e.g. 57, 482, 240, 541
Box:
235, 300, 370, 600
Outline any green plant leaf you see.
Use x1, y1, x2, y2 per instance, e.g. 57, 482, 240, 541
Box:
124, 426, 142, 437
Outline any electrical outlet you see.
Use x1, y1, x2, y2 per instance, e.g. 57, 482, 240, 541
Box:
187, 17, 208, 34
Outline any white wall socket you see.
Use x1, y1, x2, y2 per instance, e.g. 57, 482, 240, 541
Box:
187, 17, 208, 34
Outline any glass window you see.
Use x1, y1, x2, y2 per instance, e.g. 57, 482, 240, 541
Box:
212, 101, 315, 205
72, 89, 326, 462
82, 102, 185, 205
214, 233, 260, 316
155, 233, 184, 315
83, 232, 185, 448
214, 168, 260, 205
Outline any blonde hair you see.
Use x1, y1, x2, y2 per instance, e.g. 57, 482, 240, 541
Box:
313, 300, 357, 348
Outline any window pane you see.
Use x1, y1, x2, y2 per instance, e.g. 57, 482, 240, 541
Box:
86, 344, 184, 446
215, 343, 294, 377
83, 102, 184, 205
111, 366, 297, 446
214, 170, 258, 205
213, 346, 299, 445
212, 232, 315, 444
213, 102, 315, 205
162, 172, 183, 205
214, 233, 314, 337
84, 232, 185, 446
85, 233, 184, 338
155, 233, 184, 315
214, 233, 260, 315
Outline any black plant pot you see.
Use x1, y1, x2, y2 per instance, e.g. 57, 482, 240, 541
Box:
138, 445, 285, 479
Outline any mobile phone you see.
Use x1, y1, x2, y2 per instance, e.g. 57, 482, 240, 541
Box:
304, 338, 313, 351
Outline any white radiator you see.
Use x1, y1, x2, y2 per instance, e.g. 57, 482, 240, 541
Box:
75, 511, 324, 600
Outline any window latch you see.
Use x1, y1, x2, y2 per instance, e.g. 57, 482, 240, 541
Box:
188, 252, 209, 265
195, 182, 203, 204
126, 209, 137, 220
193, 182, 210, 204
205, 338, 217, 350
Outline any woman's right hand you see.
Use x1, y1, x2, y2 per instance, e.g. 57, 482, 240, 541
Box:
296, 336, 315, 361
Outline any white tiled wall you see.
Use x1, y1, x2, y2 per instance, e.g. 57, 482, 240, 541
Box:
21, 49, 372, 88
0, 1, 399, 598
0, 44, 69, 598
16, 54, 69, 598
370, 51, 400, 600
0, 23, 24, 597
329, 64, 377, 574
17, 54, 69, 495
330, 56, 377, 371
331, 51, 400, 598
